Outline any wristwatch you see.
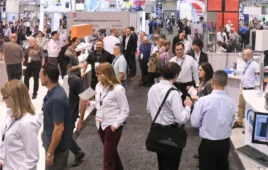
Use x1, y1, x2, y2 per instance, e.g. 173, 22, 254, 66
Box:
46, 152, 54, 157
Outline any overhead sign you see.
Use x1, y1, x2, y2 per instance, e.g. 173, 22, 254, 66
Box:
40, 0, 75, 12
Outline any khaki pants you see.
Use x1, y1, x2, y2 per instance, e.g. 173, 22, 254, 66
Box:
237, 89, 245, 125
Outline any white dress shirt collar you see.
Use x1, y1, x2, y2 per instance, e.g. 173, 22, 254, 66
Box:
211, 90, 225, 95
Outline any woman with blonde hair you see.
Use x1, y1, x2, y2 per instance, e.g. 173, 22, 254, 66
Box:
88, 62, 130, 170
0, 80, 42, 170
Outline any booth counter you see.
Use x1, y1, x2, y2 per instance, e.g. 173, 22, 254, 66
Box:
242, 90, 268, 169
226, 74, 241, 106
0, 61, 8, 88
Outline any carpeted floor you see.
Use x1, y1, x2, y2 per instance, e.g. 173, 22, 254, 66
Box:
67, 27, 245, 170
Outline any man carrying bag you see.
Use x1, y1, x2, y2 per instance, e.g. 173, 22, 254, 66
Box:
146, 62, 193, 170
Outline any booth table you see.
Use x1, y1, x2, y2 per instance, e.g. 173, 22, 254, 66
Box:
226, 74, 241, 106
243, 90, 268, 169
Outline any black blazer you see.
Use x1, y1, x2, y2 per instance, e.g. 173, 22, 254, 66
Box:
188, 49, 208, 65
122, 33, 137, 55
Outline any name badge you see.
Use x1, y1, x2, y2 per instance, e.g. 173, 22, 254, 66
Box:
140, 54, 144, 60
28, 56, 32, 63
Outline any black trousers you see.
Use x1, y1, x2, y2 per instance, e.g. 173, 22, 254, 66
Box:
24, 61, 41, 95
173, 81, 194, 95
70, 124, 82, 155
125, 52, 136, 77
59, 60, 68, 79
157, 149, 183, 170
199, 138, 230, 170
139, 58, 148, 84
6, 63, 22, 81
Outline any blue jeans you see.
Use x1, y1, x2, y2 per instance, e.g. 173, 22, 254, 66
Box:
121, 80, 127, 90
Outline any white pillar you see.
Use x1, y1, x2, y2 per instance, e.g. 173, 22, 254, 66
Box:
39, 11, 44, 32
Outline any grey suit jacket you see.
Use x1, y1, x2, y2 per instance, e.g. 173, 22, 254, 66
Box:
197, 80, 212, 98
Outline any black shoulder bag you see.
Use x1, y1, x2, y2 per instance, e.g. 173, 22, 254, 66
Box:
146, 88, 187, 155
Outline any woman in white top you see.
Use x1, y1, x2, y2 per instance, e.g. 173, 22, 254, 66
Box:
36, 31, 46, 48
89, 62, 129, 170
0, 80, 42, 170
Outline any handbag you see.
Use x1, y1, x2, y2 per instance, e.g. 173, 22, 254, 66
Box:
146, 88, 187, 155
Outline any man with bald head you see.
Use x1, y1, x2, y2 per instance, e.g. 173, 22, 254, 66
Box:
233, 49, 259, 129
24, 36, 45, 99
139, 36, 152, 86
103, 28, 120, 54
179, 32, 192, 54
0, 33, 24, 81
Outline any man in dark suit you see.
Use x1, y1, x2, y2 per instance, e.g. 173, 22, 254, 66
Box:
188, 38, 208, 65
122, 27, 138, 81
82, 39, 114, 89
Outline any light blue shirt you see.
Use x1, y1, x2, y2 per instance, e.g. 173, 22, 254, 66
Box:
112, 54, 127, 81
242, 59, 259, 88
191, 90, 236, 140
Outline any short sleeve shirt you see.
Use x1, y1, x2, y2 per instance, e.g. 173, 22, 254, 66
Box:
113, 55, 127, 81
65, 48, 80, 75
42, 85, 72, 151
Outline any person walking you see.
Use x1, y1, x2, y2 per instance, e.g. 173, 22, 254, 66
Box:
0, 33, 24, 80
0, 80, 42, 170
147, 62, 193, 170
47, 31, 61, 66
40, 63, 72, 170
191, 70, 236, 170
90, 62, 130, 170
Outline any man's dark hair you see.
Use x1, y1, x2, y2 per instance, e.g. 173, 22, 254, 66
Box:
129, 26, 135, 31
51, 31, 58, 37
42, 64, 59, 83
213, 70, 228, 86
114, 43, 123, 53
174, 42, 185, 49
159, 34, 166, 40
192, 38, 203, 49
200, 62, 214, 81
163, 62, 181, 80
96, 39, 104, 44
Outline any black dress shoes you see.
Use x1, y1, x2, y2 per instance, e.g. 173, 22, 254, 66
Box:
72, 151, 85, 167
232, 122, 243, 129
32, 94, 37, 99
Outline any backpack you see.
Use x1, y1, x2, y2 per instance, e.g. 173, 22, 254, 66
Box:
148, 52, 162, 76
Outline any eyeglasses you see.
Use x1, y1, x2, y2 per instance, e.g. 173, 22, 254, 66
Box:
2, 96, 9, 100
176, 48, 184, 51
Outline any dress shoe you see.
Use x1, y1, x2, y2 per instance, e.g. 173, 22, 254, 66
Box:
32, 94, 37, 99
232, 122, 243, 129
242, 130, 245, 134
193, 154, 199, 159
72, 151, 85, 167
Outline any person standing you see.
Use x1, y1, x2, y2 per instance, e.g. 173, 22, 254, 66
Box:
122, 27, 137, 81
191, 70, 236, 170
172, 30, 183, 54
65, 37, 83, 77
58, 37, 71, 79
170, 42, 199, 94
0, 80, 42, 170
82, 40, 114, 89
3, 24, 11, 38
24, 37, 45, 99
112, 43, 128, 89
147, 62, 193, 170
187, 38, 208, 65
36, 31, 46, 48
217, 26, 228, 44
91, 62, 130, 170
139, 36, 151, 86
40, 64, 72, 170
0, 33, 24, 81
103, 29, 120, 54
179, 32, 192, 54
233, 49, 259, 129
47, 31, 61, 66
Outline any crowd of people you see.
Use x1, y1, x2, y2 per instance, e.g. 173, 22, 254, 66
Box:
0, 18, 257, 170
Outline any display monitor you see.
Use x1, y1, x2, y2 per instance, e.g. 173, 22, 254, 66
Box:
252, 112, 268, 145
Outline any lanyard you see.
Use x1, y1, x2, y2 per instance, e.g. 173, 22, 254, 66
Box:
112, 57, 120, 66
176, 57, 185, 66
100, 90, 110, 107
243, 60, 254, 74
2, 119, 17, 142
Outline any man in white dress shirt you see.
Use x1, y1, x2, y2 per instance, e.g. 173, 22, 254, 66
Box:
233, 49, 259, 129
47, 31, 61, 66
179, 32, 191, 54
225, 20, 233, 32
217, 26, 228, 44
103, 29, 120, 54
170, 42, 199, 95
147, 62, 193, 170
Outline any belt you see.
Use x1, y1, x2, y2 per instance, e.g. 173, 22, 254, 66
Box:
243, 87, 254, 90
170, 123, 184, 129
202, 137, 229, 143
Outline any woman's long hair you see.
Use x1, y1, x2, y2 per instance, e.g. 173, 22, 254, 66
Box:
200, 62, 214, 82
1, 80, 35, 119
95, 62, 120, 90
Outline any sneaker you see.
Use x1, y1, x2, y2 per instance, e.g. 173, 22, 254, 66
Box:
72, 151, 85, 167
232, 122, 243, 129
